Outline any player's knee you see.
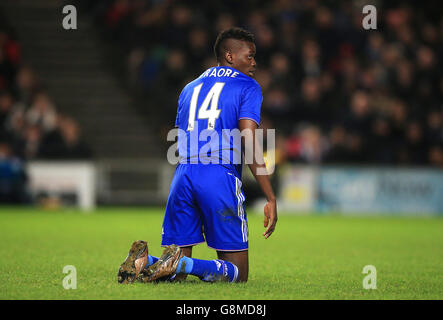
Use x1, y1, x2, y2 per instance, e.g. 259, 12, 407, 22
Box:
237, 272, 248, 283
229, 261, 248, 283
237, 264, 248, 282
217, 250, 248, 283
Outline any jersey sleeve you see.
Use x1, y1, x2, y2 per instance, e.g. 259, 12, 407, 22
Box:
174, 107, 180, 127
175, 88, 185, 127
239, 82, 263, 126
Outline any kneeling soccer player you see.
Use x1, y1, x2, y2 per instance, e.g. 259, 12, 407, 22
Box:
117, 27, 277, 284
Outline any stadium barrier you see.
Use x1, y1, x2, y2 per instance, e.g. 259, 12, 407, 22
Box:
277, 165, 443, 216
95, 159, 172, 206
27, 161, 96, 211
27, 160, 171, 209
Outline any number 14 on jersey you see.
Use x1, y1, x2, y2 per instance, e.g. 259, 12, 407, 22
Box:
187, 82, 225, 131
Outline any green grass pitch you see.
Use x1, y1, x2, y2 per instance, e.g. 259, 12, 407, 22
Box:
0, 207, 442, 300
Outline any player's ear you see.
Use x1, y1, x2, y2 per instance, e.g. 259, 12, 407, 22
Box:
225, 50, 234, 65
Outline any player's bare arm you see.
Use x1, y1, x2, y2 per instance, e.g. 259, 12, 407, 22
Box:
239, 119, 278, 239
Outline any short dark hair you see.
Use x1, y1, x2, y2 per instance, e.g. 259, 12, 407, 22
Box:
213, 27, 255, 62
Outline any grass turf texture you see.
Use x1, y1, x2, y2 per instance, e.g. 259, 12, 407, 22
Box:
0, 207, 442, 300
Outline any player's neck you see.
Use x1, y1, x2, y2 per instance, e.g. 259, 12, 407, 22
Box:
217, 61, 233, 68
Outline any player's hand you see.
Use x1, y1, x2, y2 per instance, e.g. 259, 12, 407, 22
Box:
263, 199, 277, 239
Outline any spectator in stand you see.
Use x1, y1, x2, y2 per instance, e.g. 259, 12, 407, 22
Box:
402, 121, 429, 165
25, 91, 57, 133
367, 117, 396, 164
342, 91, 373, 142
295, 76, 325, 128
14, 65, 38, 105
38, 115, 92, 160
0, 29, 20, 91
0, 142, 30, 204
428, 145, 443, 167
0, 91, 13, 137
324, 125, 350, 164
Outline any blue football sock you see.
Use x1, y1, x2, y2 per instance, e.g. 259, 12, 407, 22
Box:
145, 255, 159, 268
176, 257, 239, 283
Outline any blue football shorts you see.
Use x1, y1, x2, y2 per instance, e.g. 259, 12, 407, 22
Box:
161, 163, 248, 251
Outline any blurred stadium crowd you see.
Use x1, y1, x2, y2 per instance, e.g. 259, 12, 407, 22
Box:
79, 0, 443, 167
0, 15, 91, 203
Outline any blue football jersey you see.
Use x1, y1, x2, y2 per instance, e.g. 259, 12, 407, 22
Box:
175, 66, 263, 178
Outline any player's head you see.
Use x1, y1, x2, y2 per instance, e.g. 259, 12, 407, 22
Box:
214, 27, 257, 78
